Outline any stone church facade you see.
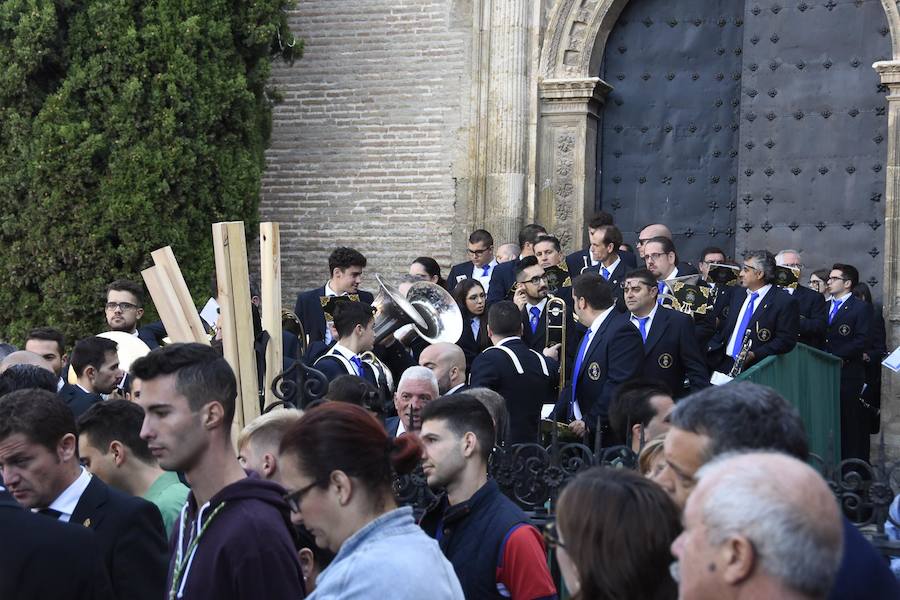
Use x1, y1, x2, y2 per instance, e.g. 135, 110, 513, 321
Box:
260, 0, 900, 457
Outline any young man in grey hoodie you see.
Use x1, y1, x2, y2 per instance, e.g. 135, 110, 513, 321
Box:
133, 343, 305, 600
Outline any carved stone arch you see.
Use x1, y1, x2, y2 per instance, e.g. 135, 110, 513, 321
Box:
879, 0, 900, 59
540, 0, 630, 81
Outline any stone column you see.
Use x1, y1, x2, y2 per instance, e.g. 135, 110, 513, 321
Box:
536, 77, 611, 252
874, 60, 900, 460
483, 0, 529, 246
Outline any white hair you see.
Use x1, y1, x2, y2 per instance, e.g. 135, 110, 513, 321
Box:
696, 453, 842, 597
397, 365, 439, 396
774, 249, 801, 266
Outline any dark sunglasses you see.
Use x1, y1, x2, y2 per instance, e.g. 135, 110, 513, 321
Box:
283, 481, 319, 513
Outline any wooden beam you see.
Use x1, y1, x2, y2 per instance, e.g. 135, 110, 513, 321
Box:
150, 246, 209, 345
141, 265, 194, 343
260, 222, 283, 410
212, 221, 259, 430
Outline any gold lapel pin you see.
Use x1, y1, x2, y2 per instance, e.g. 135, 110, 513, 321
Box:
82, 518, 91, 528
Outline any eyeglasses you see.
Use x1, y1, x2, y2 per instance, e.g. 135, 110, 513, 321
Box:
283, 481, 319, 513
543, 521, 566, 549
827, 276, 848, 282
521, 275, 548, 286
467, 246, 493, 256
644, 252, 669, 262
105, 302, 140, 312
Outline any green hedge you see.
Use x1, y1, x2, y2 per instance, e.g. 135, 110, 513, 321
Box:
0, 0, 299, 346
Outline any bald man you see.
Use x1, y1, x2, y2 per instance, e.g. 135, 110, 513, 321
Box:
637, 223, 698, 275
0, 351, 54, 374
672, 452, 843, 600
418, 343, 468, 395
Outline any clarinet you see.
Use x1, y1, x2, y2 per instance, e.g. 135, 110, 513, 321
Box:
728, 329, 753, 377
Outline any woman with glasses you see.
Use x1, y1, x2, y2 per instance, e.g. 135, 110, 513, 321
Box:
278, 402, 464, 599
550, 467, 681, 599
808, 269, 830, 298
409, 256, 448, 290
452, 279, 491, 373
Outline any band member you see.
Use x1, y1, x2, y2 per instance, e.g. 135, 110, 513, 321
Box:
706, 251, 799, 374
698, 246, 735, 329
512, 256, 551, 352
824, 263, 874, 460
293, 247, 373, 353
469, 301, 559, 444
448, 230, 496, 293
452, 279, 491, 372
313, 301, 379, 386
643, 236, 715, 346
776, 249, 827, 349
565, 212, 637, 276
551, 273, 643, 443
636, 224, 698, 275
622, 269, 709, 398
487, 224, 547, 304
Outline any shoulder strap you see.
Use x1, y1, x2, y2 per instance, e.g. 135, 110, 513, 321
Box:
486, 345, 524, 374
528, 350, 549, 377
314, 350, 355, 375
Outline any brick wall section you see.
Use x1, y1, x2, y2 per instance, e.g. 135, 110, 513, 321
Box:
260, 0, 472, 304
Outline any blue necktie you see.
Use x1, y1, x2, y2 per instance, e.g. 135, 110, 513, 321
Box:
481, 265, 490, 277
636, 316, 650, 343
828, 299, 843, 324
349, 356, 364, 376
529, 306, 541, 334
471, 317, 480, 339
570, 329, 593, 418
731, 292, 759, 359
601, 266, 610, 280
657, 281, 666, 304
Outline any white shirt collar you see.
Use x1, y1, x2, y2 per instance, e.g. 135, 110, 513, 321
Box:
42, 467, 92, 523
631, 303, 659, 324
602, 255, 621, 274
664, 266, 679, 281
587, 305, 616, 334
747, 284, 772, 301
324, 281, 349, 297
447, 383, 466, 394
526, 297, 548, 313
56, 377, 65, 392
396, 418, 407, 436
332, 343, 358, 361
495, 336, 520, 347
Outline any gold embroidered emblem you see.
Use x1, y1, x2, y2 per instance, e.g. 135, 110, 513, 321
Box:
757, 328, 771, 342
658, 353, 673, 369
587, 362, 601, 381
839, 324, 851, 336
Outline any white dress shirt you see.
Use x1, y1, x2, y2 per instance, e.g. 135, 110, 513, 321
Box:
630, 304, 660, 337
39, 466, 92, 523
600, 256, 621, 279
323, 281, 349, 344
474, 260, 498, 294
573, 306, 617, 420
726, 284, 773, 357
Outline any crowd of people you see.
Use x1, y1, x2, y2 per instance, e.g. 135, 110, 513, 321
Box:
0, 210, 897, 599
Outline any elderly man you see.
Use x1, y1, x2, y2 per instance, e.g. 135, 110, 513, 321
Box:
672, 452, 843, 600
385, 366, 439, 437
418, 343, 468, 395
776, 249, 827, 349
656, 381, 899, 599
495, 243, 520, 264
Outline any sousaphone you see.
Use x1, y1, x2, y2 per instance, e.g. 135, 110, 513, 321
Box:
371, 274, 463, 345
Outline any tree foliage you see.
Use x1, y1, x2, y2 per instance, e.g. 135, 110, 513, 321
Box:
0, 0, 299, 345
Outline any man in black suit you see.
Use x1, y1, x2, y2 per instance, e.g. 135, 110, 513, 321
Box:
24, 326, 68, 391
313, 301, 381, 386
0, 487, 114, 600
58, 336, 124, 418
384, 366, 439, 437
469, 301, 560, 444
418, 342, 469, 395
552, 273, 643, 443
513, 255, 552, 351
776, 249, 828, 349
487, 223, 547, 304
105, 279, 163, 349
0, 389, 168, 600
636, 223, 698, 275
824, 263, 874, 460
294, 247, 374, 352
623, 269, 709, 398
448, 229, 497, 294
565, 212, 638, 276
707, 250, 799, 375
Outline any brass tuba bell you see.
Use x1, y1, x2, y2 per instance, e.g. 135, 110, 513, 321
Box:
371, 274, 463, 345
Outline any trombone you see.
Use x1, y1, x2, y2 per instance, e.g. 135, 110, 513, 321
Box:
545, 294, 568, 391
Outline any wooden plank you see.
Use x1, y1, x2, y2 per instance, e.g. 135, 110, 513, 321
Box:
260, 222, 283, 410
212, 223, 245, 431
224, 221, 260, 427
141, 265, 194, 343
150, 246, 209, 345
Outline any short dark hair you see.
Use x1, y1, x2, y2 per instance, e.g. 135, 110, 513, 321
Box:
812, 268, 829, 282
421, 394, 496, 462
700, 246, 726, 262
743, 250, 777, 283
107, 279, 144, 305
669, 381, 809, 461
833, 263, 860, 288
332, 301, 375, 339
624, 268, 657, 290
25, 327, 66, 356
487, 301, 523, 338
77, 400, 154, 464
608, 379, 673, 444
588, 212, 614, 229
0, 365, 58, 396
513, 255, 539, 281
325, 375, 382, 415
645, 236, 676, 257
328, 247, 367, 276
468, 229, 494, 247
518, 224, 548, 248
131, 343, 238, 426
0, 389, 77, 453
596, 225, 623, 249
534, 235, 561, 253
572, 273, 614, 310
70, 337, 118, 377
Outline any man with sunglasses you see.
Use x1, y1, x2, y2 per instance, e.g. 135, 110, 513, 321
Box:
705, 250, 799, 375
824, 263, 874, 460
448, 229, 497, 293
